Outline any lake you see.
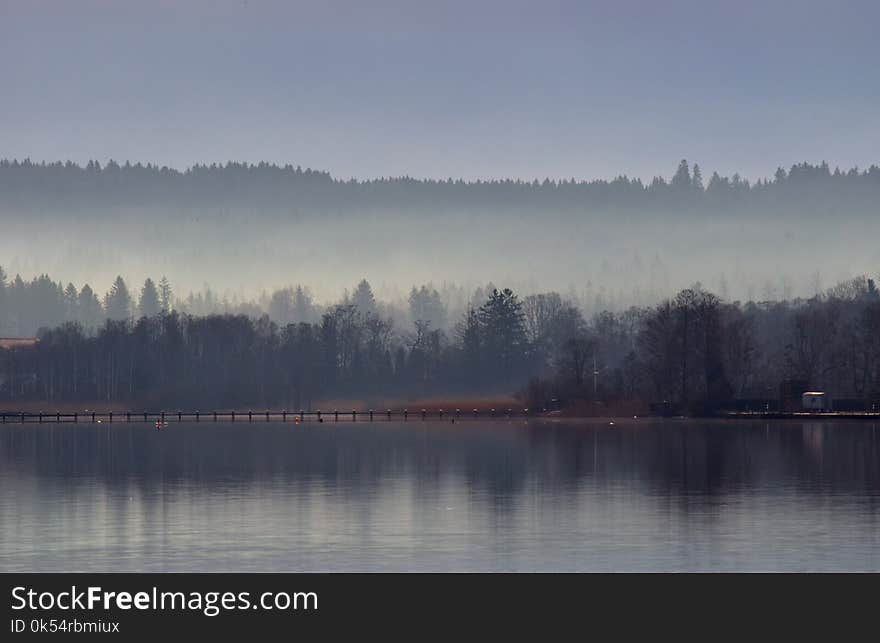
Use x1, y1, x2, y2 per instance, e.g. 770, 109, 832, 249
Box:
1, 418, 878, 572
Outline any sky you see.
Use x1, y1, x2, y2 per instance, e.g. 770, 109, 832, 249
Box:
1, 0, 878, 182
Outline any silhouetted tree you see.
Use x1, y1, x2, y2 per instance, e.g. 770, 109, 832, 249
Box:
408, 284, 447, 329
478, 288, 528, 382
139, 278, 160, 318
268, 287, 294, 324
671, 159, 692, 192
350, 279, 376, 316
158, 276, 173, 314
104, 276, 132, 321
291, 286, 318, 324
692, 163, 704, 191
77, 284, 104, 329
3, 272, 880, 412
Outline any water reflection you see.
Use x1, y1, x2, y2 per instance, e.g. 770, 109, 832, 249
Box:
1, 419, 878, 571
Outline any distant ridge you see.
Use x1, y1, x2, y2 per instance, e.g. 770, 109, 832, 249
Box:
1, 158, 878, 218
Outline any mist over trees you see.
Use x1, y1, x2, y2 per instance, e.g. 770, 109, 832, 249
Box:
2, 270, 878, 411
1, 158, 877, 309
0, 267, 488, 339
103, 276, 131, 321
0, 284, 533, 408
1, 158, 878, 410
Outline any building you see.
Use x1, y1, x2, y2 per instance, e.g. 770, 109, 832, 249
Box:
801, 391, 830, 411
0, 337, 39, 350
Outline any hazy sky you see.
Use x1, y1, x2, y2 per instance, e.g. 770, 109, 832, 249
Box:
2, 0, 878, 181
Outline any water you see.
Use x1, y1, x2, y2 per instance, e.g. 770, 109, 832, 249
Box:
1, 418, 879, 572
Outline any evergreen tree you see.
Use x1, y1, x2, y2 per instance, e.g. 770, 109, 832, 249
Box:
457, 307, 481, 354
351, 279, 376, 316
478, 288, 528, 378
78, 284, 104, 328
409, 284, 447, 328
774, 167, 787, 184
64, 283, 79, 321
268, 287, 293, 324
104, 276, 132, 320
692, 163, 704, 191
139, 278, 160, 318
291, 285, 316, 323
671, 159, 691, 191
159, 276, 172, 313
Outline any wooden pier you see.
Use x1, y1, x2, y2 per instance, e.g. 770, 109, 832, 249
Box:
4, 409, 877, 424
723, 411, 880, 420
0, 407, 534, 424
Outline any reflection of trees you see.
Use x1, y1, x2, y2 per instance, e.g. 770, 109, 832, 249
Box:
2, 421, 877, 509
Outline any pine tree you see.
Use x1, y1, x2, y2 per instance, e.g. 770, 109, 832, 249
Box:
866, 278, 879, 302
158, 276, 172, 313
671, 159, 691, 191
692, 163, 704, 191
478, 288, 528, 377
139, 278, 160, 318
409, 284, 447, 328
268, 287, 293, 324
458, 307, 481, 356
351, 279, 376, 315
78, 284, 104, 328
104, 276, 132, 320
774, 167, 787, 184
292, 285, 315, 323
64, 283, 79, 321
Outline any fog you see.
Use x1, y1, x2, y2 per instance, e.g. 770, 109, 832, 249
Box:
3, 2, 878, 318
4, 209, 877, 305
1, 160, 878, 323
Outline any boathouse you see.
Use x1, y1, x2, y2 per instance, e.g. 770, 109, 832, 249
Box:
801, 391, 830, 411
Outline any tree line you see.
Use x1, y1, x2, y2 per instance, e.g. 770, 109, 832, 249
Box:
0, 268, 463, 339
2, 158, 878, 219
0, 269, 172, 337
2, 275, 878, 412
0, 286, 534, 408
524, 277, 880, 414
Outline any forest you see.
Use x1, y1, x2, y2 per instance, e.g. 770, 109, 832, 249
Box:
2, 159, 879, 412
1, 269, 878, 413
2, 158, 878, 309
1, 158, 879, 219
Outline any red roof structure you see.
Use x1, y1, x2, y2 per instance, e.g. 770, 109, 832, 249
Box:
0, 338, 39, 349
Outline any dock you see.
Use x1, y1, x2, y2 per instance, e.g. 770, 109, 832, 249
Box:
0, 408, 533, 424
723, 411, 880, 420
3, 409, 878, 424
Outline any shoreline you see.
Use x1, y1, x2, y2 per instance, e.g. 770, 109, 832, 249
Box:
2, 408, 879, 423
